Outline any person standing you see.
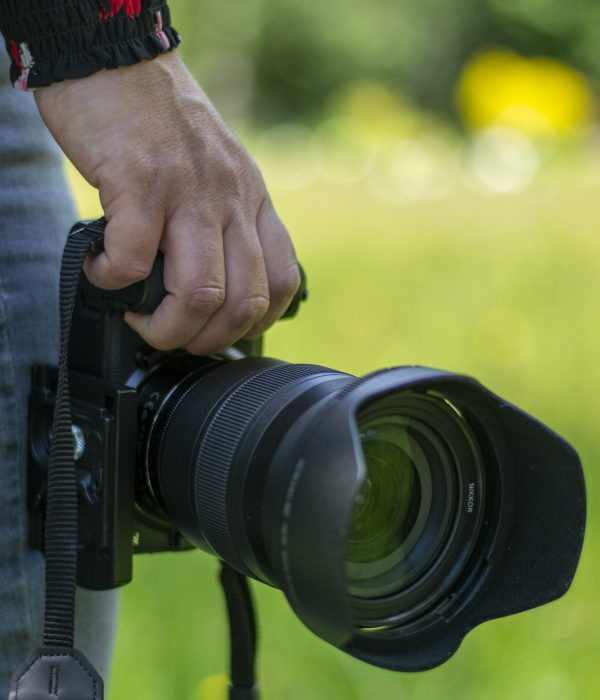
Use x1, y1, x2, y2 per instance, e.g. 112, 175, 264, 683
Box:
0, 2, 300, 694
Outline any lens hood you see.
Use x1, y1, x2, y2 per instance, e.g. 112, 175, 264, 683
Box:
262, 367, 585, 671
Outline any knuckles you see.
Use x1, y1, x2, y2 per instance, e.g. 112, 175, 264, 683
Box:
181, 285, 227, 315
228, 293, 270, 330
107, 258, 154, 287
270, 263, 302, 307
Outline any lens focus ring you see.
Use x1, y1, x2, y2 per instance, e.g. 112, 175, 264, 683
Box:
193, 362, 333, 571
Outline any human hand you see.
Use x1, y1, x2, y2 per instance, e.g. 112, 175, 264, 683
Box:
34, 51, 300, 354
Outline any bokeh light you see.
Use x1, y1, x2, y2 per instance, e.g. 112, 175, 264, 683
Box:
466, 126, 540, 193
458, 49, 595, 137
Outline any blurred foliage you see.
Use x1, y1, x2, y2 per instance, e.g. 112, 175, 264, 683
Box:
173, 0, 600, 126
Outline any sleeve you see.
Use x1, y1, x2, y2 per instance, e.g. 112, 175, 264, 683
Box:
0, 1, 181, 91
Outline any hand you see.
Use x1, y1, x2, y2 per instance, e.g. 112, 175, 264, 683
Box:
34, 51, 300, 354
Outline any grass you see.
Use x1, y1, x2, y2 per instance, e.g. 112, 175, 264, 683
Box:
68, 157, 599, 700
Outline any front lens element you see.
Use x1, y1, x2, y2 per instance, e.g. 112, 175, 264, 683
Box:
345, 392, 484, 624
347, 424, 419, 561
346, 416, 423, 596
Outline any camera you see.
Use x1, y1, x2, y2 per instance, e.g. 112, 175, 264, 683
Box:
28, 220, 586, 672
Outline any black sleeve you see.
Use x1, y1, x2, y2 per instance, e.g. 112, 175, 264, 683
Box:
0, 1, 181, 91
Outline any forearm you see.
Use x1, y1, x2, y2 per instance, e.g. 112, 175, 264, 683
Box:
3, 2, 299, 354
0, 1, 180, 90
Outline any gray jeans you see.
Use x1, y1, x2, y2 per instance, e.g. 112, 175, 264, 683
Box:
0, 52, 118, 697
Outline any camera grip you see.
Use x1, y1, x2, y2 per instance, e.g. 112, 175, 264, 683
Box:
78, 251, 166, 314
75, 217, 306, 321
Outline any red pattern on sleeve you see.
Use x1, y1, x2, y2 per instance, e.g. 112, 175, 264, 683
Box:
99, 0, 142, 21
8, 39, 21, 68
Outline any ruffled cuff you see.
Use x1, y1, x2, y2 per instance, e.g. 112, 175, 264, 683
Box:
0, 1, 181, 91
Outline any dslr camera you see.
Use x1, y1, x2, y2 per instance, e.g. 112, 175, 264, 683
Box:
28, 220, 585, 672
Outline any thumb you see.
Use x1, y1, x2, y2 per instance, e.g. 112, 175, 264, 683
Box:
84, 203, 164, 290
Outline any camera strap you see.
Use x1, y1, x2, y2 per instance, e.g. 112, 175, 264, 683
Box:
220, 562, 260, 700
9, 221, 106, 700
10, 217, 261, 699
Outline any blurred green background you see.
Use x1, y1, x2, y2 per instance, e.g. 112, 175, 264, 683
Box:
67, 1, 599, 698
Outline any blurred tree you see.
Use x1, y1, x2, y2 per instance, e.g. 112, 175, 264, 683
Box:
489, 0, 600, 80
171, 0, 600, 126
250, 0, 490, 122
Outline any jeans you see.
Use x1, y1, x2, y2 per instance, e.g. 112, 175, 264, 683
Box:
0, 51, 118, 697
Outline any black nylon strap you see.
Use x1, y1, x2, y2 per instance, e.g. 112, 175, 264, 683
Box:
9, 220, 106, 699
43, 220, 105, 647
20, 216, 261, 699
219, 562, 260, 700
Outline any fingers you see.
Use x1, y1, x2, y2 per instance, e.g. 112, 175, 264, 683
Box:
244, 195, 301, 338
116, 195, 298, 354
183, 217, 270, 355
84, 200, 164, 290
124, 213, 226, 350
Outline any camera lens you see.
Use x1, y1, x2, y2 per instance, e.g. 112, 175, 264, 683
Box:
135, 356, 584, 673
143, 360, 485, 642
346, 393, 485, 629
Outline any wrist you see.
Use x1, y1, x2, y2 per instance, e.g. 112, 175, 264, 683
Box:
35, 50, 192, 115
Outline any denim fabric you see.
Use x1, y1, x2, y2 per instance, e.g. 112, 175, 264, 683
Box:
0, 51, 118, 697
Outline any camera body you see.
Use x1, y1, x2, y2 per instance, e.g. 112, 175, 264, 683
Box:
28, 245, 264, 590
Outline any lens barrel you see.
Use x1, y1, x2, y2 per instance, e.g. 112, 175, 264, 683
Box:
146, 357, 353, 580
145, 360, 484, 635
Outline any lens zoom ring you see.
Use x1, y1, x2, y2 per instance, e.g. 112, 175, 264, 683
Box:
194, 363, 331, 570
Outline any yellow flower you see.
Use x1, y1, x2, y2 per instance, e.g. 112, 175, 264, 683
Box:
457, 49, 594, 136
